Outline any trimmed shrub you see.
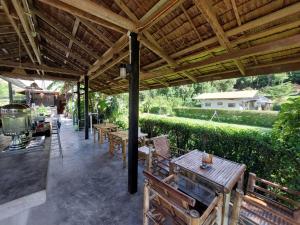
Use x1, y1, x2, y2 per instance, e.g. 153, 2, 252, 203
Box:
139, 114, 294, 186
173, 107, 278, 127
149, 106, 170, 115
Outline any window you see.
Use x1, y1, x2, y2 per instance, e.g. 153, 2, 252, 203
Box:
228, 103, 236, 108
217, 102, 223, 106
205, 102, 211, 107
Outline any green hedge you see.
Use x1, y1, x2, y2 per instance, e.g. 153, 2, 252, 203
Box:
173, 107, 278, 128
149, 106, 169, 115
139, 114, 289, 185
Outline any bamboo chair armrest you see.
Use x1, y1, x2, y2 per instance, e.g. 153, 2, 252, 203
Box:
153, 153, 171, 161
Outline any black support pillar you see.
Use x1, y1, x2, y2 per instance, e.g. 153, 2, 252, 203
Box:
8, 82, 13, 104
77, 82, 81, 128
84, 76, 89, 139
128, 32, 140, 194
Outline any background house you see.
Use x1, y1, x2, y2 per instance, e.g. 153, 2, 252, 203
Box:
193, 90, 272, 110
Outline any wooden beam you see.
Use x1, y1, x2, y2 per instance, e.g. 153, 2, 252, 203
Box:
38, 30, 91, 67
55, 0, 137, 31
12, 0, 42, 65
139, 0, 185, 31
80, 18, 113, 47
143, 2, 300, 71
115, 0, 197, 83
42, 46, 85, 72
0, 59, 83, 76
88, 34, 128, 74
139, 35, 176, 67
0, 72, 78, 81
38, 0, 127, 34
231, 0, 242, 26
174, 34, 300, 73
66, 17, 80, 58
194, 0, 245, 75
1, 0, 36, 65
90, 51, 129, 80
32, 9, 99, 59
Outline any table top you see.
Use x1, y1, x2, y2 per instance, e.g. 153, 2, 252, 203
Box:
93, 123, 118, 129
172, 150, 246, 193
110, 130, 147, 141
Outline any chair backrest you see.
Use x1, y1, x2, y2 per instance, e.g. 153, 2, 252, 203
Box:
152, 135, 171, 158
144, 170, 196, 210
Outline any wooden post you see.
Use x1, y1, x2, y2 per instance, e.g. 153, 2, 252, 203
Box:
8, 82, 13, 104
247, 173, 256, 193
128, 32, 140, 194
143, 181, 150, 225
229, 189, 244, 225
84, 76, 89, 139
222, 192, 231, 225
77, 82, 81, 128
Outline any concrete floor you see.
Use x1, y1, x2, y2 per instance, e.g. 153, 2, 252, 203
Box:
27, 119, 144, 225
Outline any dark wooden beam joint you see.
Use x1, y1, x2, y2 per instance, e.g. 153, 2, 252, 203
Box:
84, 76, 89, 139
128, 32, 140, 194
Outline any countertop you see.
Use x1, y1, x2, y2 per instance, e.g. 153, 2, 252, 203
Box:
0, 136, 51, 205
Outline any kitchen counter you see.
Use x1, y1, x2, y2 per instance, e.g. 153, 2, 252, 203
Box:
0, 135, 50, 224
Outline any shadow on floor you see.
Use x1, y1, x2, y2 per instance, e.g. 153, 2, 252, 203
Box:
28, 119, 144, 225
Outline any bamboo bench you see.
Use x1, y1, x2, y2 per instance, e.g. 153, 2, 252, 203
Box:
143, 170, 223, 225
240, 173, 300, 225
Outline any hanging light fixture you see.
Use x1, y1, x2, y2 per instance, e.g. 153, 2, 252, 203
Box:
119, 63, 132, 79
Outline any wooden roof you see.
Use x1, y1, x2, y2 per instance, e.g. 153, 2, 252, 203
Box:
0, 0, 300, 94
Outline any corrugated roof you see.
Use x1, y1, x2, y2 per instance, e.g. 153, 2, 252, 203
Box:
193, 90, 259, 100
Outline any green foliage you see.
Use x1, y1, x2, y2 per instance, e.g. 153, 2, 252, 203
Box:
261, 82, 295, 99
271, 97, 300, 189
139, 114, 298, 189
173, 107, 278, 128
140, 114, 275, 179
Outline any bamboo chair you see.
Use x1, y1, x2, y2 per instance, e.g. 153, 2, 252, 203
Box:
143, 170, 223, 225
240, 173, 300, 225
151, 135, 186, 176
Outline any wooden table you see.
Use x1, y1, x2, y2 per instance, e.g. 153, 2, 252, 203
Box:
171, 150, 246, 225
109, 130, 147, 167
93, 123, 118, 144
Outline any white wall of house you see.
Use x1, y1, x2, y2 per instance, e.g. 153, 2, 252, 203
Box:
199, 99, 254, 110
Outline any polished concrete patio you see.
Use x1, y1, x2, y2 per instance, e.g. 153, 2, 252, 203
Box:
27, 119, 144, 225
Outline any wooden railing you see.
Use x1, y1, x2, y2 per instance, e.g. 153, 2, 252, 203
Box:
247, 173, 300, 212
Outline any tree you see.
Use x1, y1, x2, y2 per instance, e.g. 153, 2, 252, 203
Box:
288, 71, 300, 84
271, 97, 300, 189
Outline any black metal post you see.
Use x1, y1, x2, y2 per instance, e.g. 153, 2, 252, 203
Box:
128, 32, 140, 194
8, 82, 13, 103
77, 82, 81, 128
84, 76, 89, 139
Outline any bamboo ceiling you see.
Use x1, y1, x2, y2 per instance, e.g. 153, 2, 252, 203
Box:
0, 0, 300, 94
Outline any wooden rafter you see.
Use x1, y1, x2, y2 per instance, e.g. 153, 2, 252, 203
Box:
174, 34, 300, 73
90, 51, 129, 80
11, 0, 42, 66
143, 2, 300, 72
115, 0, 196, 82
38, 30, 91, 67
38, 0, 127, 34
54, 0, 137, 31
42, 46, 85, 72
1, 0, 37, 69
0, 59, 84, 76
194, 0, 245, 75
80, 18, 113, 48
66, 17, 80, 58
32, 9, 99, 59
